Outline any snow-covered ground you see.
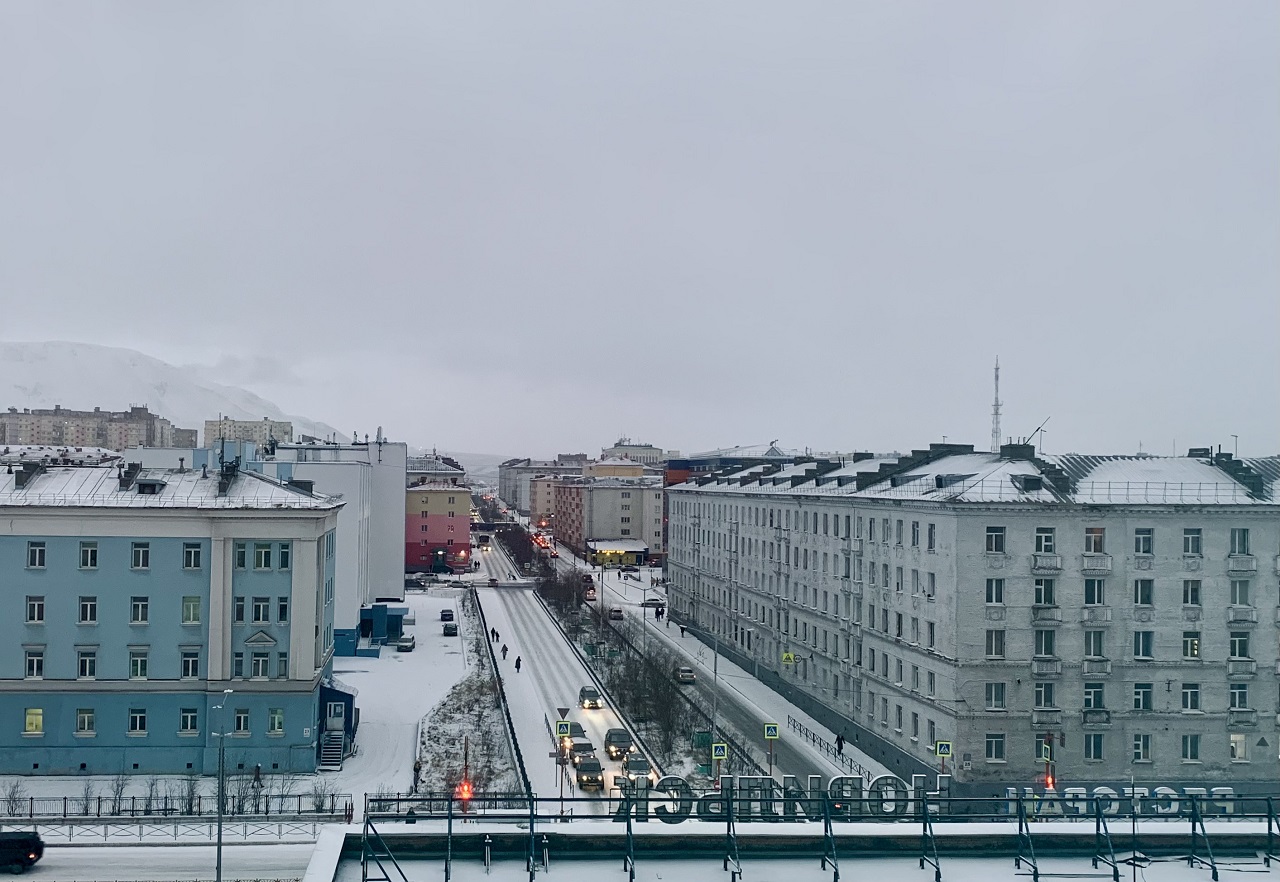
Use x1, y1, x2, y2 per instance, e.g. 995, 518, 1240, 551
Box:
25, 842, 314, 881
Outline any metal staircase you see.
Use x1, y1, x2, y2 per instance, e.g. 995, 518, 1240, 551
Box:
319, 731, 345, 771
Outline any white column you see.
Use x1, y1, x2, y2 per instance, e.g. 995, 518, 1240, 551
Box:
290, 538, 319, 678
207, 537, 233, 680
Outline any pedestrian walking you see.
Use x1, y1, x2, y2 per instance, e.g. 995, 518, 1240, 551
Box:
679, 625, 686, 638
836, 733, 845, 756
501, 644, 509, 660
515, 656, 522, 673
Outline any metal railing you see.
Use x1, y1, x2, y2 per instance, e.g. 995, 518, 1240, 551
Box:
0, 791, 349, 820
786, 716, 871, 782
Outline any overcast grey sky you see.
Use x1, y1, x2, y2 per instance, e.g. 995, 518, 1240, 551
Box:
1, 2, 1275, 459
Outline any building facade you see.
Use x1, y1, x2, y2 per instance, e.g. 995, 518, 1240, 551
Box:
601, 439, 673, 466
666, 443, 1280, 797
498, 456, 586, 514
203, 417, 294, 447
552, 477, 665, 560
1, 406, 196, 451
405, 483, 473, 574
0, 458, 344, 775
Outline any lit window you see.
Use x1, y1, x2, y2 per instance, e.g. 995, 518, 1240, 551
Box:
24, 708, 43, 735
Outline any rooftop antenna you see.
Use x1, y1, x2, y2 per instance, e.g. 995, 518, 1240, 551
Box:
1026, 416, 1051, 451
990, 357, 1002, 454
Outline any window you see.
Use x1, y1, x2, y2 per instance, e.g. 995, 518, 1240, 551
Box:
129, 709, 147, 735
1133, 631, 1154, 659
985, 630, 1005, 658
1084, 630, 1105, 658
1132, 579, 1153, 606
234, 710, 250, 734
882, 519, 889, 544
77, 651, 96, 679
1182, 734, 1200, 761
233, 597, 245, 624
911, 521, 920, 547
1230, 733, 1248, 761
1034, 630, 1056, 658
1183, 528, 1202, 555
1133, 683, 1153, 711
26, 541, 45, 568
1230, 684, 1249, 709
130, 596, 149, 624
131, 542, 150, 569
985, 526, 1006, 553
277, 652, 289, 679
1035, 527, 1055, 553
234, 542, 247, 568
1034, 579, 1056, 606
24, 650, 43, 679
1231, 580, 1251, 606
232, 652, 244, 679
1034, 682, 1055, 708
985, 733, 1005, 761
928, 720, 936, 747
80, 541, 98, 569
251, 652, 270, 678
895, 614, 903, 638
180, 709, 198, 734
78, 596, 97, 625
278, 543, 291, 570
76, 709, 95, 735
183, 543, 202, 569
927, 523, 936, 551
182, 596, 201, 625
268, 708, 284, 735
985, 682, 1006, 710
1181, 682, 1201, 711
1230, 528, 1250, 555
1133, 528, 1153, 555
181, 651, 199, 679
277, 597, 289, 623
129, 650, 149, 679
1085, 734, 1104, 761
927, 572, 936, 598
1230, 632, 1250, 659
985, 579, 1004, 604
252, 597, 270, 624
24, 709, 43, 735
25, 596, 44, 624
1084, 579, 1106, 606
254, 543, 272, 569
1183, 580, 1201, 606
1132, 734, 1151, 762
927, 622, 936, 649
1182, 631, 1201, 659
1084, 528, 1106, 554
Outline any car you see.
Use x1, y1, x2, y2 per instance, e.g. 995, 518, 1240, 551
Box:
604, 728, 635, 759
639, 598, 664, 608
440, 609, 455, 622
621, 565, 639, 573
396, 634, 416, 652
575, 757, 605, 790
0, 831, 44, 873
675, 667, 697, 684
623, 755, 653, 781
579, 686, 603, 709
488, 577, 499, 586
559, 721, 586, 742
442, 622, 458, 637
584, 587, 597, 601
608, 608, 624, 621
569, 738, 596, 766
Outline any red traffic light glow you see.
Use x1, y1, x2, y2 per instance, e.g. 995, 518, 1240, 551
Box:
455, 780, 473, 801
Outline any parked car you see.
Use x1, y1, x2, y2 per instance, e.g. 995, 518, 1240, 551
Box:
604, 728, 635, 759
621, 565, 639, 573
575, 757, 605, 790
675, 667, 697, 684
608, 608, 624, 621
639, 598, 664, 608
623, 755, 653, 782
579, 686, 603, 709
396, 634, 416, 652
0, 831, 44, 873
442, 622, 458, 637
569, 738, 596, 766
440, 609, 455, 622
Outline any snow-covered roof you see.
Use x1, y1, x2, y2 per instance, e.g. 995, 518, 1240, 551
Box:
595, 456, 642, 466
0, 444, 122, 466
0, 464, 343, 510
687, 443, 799, 460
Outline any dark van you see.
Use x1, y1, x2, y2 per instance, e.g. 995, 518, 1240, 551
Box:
0, 831, 44, 873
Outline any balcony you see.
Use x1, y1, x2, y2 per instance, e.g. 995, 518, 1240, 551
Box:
1227, 659, 1257, 677
1031, 553, 1062, 574
1081, 553, 1112, 575
1081, 658, 1112, 675
1031, 709, 1062, 726
1081, 709, 1111, 727
1031, 658, 1063, 676
1227, 554, 1257, 574
1031, 606, 1062, 624
846, 538, 863, 556
1080, 606, 1113, 624
1228, 708, 1258, 727
1227, 607, 1258, 625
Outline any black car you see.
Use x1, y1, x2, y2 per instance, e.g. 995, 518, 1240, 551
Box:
0, 831, 43, 873
604, 727, 635, 759
621, 565, 639, 572
440, 609, 455, 622
575, 757, 605, 790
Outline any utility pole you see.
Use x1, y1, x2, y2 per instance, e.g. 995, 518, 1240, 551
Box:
213, 688, 233, 882
709, 627, 719, 776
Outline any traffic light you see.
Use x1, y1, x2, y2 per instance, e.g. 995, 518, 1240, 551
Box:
455, 779, 473, 802
1044, 765, 1056, 790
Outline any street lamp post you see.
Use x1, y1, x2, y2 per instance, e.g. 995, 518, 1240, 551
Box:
213, 688, 233, 882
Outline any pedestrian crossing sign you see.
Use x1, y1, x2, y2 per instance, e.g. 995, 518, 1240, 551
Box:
556, 721, 571, 738
712, 743, 728, 760
781, 651, 796, 665
935, 741, 952, 758
764, 723, 780, 740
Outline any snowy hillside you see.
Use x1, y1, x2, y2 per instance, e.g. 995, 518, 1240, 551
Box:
0, 341, 343, 440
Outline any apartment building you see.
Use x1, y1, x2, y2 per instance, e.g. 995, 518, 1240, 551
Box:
553, 476, 665, 562
498, 456, 587, 514
203, 417, 294, 447
406, 482, 472, 574
666, 442, 1280, 797
1, 405, 196, 450
0, 457, 347, 775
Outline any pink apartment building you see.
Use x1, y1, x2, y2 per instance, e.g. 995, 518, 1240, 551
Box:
405, 481, 471, 573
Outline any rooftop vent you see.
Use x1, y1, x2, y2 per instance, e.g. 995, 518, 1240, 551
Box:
889, 474, 925, 487
13, 462, 43, 490
118, 462, 142, 491
1187, 447, 1213, 458
287, 478, 314, 494
935, 474, 975, 489
135, 477, 167, 495
1000, 443, 1037, 460
1011, 474, 1044, 492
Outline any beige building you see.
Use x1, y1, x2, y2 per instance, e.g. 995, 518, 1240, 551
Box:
586, 457, 646, 479
0, 405, 195, 451
204, 417, 293, 446
552, 476, 665, 561
601, 439, 675, 465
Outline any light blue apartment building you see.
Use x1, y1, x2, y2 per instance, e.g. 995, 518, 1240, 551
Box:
0, 453, 350, 775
